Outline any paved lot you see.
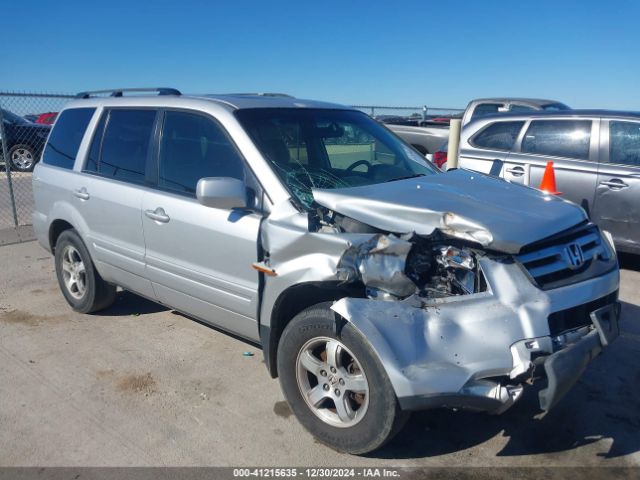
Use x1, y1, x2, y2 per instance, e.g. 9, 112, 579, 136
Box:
0, 171, 33, 230
0, 240, 639, 467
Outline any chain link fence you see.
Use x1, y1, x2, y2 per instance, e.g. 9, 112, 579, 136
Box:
0, 91, 462, 243
352, 105, 464, 123
0, 92, 74, 240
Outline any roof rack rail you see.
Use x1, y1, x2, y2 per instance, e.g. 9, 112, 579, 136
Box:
75, 88, 182, 99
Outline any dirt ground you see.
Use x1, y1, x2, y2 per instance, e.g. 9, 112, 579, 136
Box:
1, 240, 639, 467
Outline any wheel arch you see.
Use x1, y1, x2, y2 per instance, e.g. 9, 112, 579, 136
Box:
49, 219, 75, 254
261, 281, 365, 378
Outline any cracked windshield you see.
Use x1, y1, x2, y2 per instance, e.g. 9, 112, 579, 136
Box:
236, 109, 436, 207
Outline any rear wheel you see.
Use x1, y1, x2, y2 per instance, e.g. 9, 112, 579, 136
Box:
277, 302, 408, 454
9, 144, 36, 172
54, 229, 116, 313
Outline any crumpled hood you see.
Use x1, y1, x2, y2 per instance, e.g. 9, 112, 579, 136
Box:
312, 169, 587, 254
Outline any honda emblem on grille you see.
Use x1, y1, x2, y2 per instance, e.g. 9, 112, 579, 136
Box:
565, 243, 585, 269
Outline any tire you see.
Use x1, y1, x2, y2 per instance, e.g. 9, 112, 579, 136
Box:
54, 229, 116, 313
277, 302, 408, 454
8, 144, 37, 172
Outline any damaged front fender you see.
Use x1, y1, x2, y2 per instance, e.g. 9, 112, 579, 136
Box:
328, 256, 553, 413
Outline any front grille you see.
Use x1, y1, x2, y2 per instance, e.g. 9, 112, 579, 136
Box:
548, 291, 618, 336
517, 224, 615, 290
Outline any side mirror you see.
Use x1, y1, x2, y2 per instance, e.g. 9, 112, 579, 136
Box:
196, 177, 247, 209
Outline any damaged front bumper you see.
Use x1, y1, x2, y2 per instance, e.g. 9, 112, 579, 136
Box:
538, 302, 620, 411
330, 256, 620, 414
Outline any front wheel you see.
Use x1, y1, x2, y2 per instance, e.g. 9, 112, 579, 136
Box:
277, 302, 408, 454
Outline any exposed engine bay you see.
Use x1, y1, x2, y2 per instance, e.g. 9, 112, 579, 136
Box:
313, 207, 488, 301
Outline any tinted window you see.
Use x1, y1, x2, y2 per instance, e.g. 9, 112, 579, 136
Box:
158, 111, 244, 195
472, 121, 524, 151
609, 121, 640, 166
42, 108, 95, 169
509, 105, 536, 113
2, 108, 30, 125
521, 120, 591, 160
471, 103, 502, 119
542, 103, 570, 111
98, 110, 156, 184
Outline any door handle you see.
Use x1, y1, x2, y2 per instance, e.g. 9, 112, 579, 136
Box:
73, 188, 90, 200
599, 179, 629, 189
145, 207, 170, 223
505, 166, 525, 176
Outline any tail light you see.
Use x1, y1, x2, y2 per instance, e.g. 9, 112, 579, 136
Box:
433, 151, 448, 169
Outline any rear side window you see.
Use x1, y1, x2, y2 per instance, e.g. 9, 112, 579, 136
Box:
472, 121, 524, 151
158, 111, 245, 195
521, 120, 591, 160
609, 121, 640, 166
509, 105, 536, 113
42, 108, 95, 169
471, 103, 502, 120
85, 109, 156, 185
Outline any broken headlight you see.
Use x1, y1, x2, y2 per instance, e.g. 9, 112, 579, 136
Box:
406, 244, 483, 298
337, 234, 486, 301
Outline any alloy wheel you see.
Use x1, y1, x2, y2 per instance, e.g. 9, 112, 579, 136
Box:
61, 245, 87, 299
295, 336, 370, 428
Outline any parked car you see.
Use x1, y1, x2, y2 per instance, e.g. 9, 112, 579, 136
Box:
1, 108, 51, 171
24, 112, 58, 124
35, 112, 58, 125
388, 98, 569, 157
461, 97, 570, 126
384, 121, 450, 155
33, 89, 620, 454
457, 110, 640, 255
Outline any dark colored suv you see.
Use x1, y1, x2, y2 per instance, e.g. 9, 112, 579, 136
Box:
1, 108, 51, 172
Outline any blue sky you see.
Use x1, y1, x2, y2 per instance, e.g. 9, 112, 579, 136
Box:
4, 0, 639, 110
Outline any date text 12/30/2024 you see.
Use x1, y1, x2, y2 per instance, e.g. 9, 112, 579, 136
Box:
233, 468, 400, 478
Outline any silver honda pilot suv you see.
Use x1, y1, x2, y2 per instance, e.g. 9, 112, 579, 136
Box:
32, 88, 620, 454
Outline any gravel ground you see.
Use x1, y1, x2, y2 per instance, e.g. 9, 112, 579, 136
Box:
0, 240, 639, 467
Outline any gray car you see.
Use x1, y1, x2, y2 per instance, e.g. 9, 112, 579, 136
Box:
32, 89, 620, 454
461, 97, 570, 126
458, 110, 640, 254
386, 98, 569, 162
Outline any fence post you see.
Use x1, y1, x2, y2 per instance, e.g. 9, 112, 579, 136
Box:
422, 105, 428, 122
370, 107, 375, 117
0, 107, 19, 227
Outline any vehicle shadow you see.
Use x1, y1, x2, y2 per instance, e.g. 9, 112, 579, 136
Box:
618, 252, 640, 272
372, 300, 640, 460
98, 290, 261, 347
98, 290, 168, 316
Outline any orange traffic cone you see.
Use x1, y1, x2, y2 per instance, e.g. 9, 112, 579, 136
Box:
539, 161, 562, 195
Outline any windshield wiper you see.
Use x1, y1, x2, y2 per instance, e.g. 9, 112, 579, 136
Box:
385, 173, 426, 183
